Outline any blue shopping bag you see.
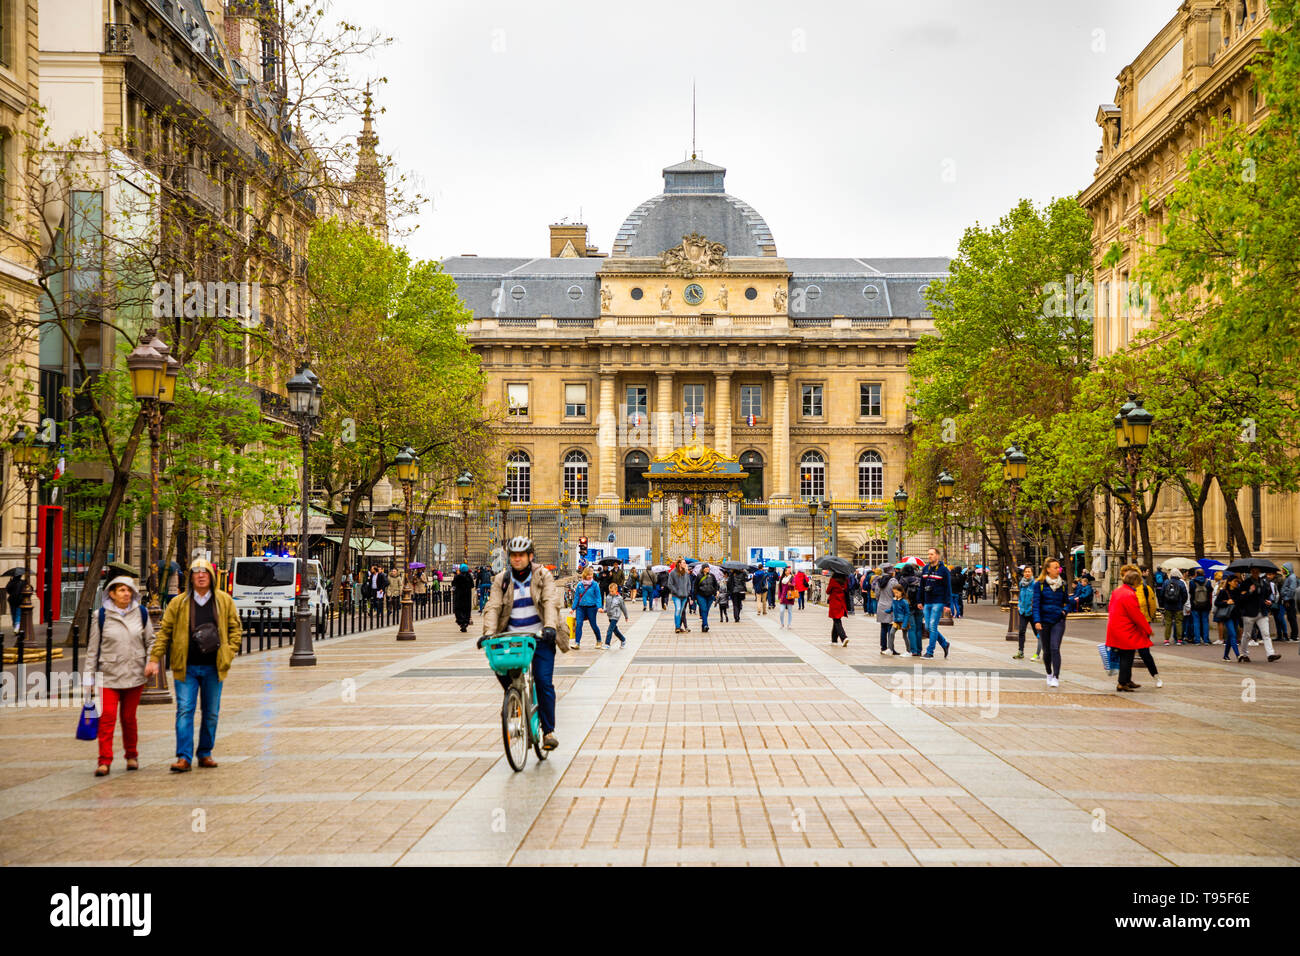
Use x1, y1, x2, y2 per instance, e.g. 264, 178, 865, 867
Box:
1097, 643, 1117, 676
75, 697, 99, 741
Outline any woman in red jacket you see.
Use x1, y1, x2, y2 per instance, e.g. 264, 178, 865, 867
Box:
827, 574, 849, 646
1106, 567, 1162, 691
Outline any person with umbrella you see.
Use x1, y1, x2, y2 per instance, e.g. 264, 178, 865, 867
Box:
4, 568, 25, 637
826, 572, 849, 645
451, 563, 474, 632
724, 562, 749, 621
693, 562, 720, 632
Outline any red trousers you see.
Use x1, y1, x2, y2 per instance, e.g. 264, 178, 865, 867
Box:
97, 685, 144, 765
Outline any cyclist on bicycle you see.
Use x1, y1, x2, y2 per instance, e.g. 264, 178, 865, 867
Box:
481, 536, 564, 751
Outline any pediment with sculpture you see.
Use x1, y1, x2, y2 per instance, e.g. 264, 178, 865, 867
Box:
659, 233, 727, 277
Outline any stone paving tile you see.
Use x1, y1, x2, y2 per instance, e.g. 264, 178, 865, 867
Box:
4, 602, 1299, 866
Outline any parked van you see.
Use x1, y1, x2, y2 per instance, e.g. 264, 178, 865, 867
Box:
229, 556, 329, 612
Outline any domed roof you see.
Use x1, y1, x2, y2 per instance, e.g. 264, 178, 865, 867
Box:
611, 159, 777, 258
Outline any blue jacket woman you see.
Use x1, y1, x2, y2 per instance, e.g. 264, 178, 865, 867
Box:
1030, 559, 1072, 687
1017, 576, 1035, 617
1032, 577, 1072, 626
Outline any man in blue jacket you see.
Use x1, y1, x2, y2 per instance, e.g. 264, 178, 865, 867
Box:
920, 548, 951, 658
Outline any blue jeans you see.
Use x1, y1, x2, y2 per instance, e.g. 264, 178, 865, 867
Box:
478, 585, 490, 611
1275, 605, 1289, 640
697, 595, 714, 628
923, 603, 949, 655
952, 593, 964, 618
672, 595, 688, 629
1223, 619, 1240, 657
605, 619, 625, 646
573, 604, 601, 645
175, 664, 223, 761
1188, 609, 1209, 644
908, 614, 923, 655
640, 585, 652, 610
797, 591, 805, 610
497, 638, 557, 734
779, 603, 793, 627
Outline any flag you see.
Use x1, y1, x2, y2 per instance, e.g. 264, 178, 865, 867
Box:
690, 413, 697, 430
746, 413, 756, 427
53, 457, 65, 480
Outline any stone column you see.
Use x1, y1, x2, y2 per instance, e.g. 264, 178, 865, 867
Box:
597, 372, 618, 502
715, 372, 732, 456
771, 371, 791, 500
655, 371, 674, 455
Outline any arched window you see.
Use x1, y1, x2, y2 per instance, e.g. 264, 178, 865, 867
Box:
563, 450, 589, 501
506, 451, 530, 503
739, 450, 764, 501
854, 539, 889, 568
799, 450, 825, 501
624, 450, 649, 501
858, 450, 884, 500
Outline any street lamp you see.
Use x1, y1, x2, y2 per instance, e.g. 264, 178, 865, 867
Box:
456, 471, 474, 564
1116, 395, 1154, 566
578, 497, 589, 542
936, 470, 956, 624
499, 489, 513, 550
1000, 444, 1028, 640
393, 445, 420, 641
127, 331, 178, 703
7, 425, 53, 655
807, 496, 820, 562
286, 363, 322, 666
892, 484, 908, 563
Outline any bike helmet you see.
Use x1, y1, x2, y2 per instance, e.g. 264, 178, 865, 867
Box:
506, 536, 534, 554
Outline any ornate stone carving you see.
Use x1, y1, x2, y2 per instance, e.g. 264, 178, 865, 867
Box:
773, 286, 788, 312
660, 284, 672, 311
654, 443, 740, 475
660, 233, 727, 276
600, 286, 612, 312
716, 283, 728, 311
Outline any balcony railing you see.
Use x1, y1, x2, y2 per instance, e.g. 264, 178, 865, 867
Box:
104, 22, 133, 54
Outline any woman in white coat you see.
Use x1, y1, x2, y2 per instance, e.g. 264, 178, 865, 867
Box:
84, 575, 156, 775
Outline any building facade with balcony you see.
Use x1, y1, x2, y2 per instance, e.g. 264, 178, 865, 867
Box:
446, 157, 950, 563
1080, 0, 1298, 564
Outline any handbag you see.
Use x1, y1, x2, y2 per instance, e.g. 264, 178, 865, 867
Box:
76, 697, 100, 741
1097, 643, 1117, 676
1213, 605, 1233, 623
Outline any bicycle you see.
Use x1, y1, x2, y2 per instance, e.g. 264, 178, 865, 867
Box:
478, 630, 549, 771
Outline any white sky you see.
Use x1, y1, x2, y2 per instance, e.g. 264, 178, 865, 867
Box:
328, 0, 1178, 262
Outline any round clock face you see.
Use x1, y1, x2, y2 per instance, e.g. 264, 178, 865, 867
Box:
683, 283, 705, 305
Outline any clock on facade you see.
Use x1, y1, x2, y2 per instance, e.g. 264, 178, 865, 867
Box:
683, 283, 705, 305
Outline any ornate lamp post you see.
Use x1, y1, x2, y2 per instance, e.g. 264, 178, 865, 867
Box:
498, 489, 512, 550
807, 496, 820, 563
1000, 444, 1029, 640
7, 425, 54, 654
1116, 395, 1153, 568
127, 331, 178, 703
456, 471, 474, 564
578, 497, 589, 542
892, 485, 908, 564
936, 470, 956, 624
286, 364, 322, 666
393, 446, 420, 641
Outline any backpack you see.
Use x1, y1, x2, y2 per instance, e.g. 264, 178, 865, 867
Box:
1190, 580, 1211, 610
1161, 579, 1182, 606
98, 605, 150, 636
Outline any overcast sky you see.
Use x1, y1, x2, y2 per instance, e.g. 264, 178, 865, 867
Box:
328, 0, 1178, 263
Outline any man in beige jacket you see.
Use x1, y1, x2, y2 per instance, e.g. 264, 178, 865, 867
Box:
481, 537, 564, 750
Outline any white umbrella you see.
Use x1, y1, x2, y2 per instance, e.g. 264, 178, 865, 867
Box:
1160, 557, 1201, 571
651, 564, 671, 573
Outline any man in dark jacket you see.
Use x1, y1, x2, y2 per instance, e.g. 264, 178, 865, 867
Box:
1186, 569, 1213, 645
1238, 568, 1280, 661
451, 564, 475, 632
726, 570, 748, 621
1158, 569, 1188, 645
920, 548, 952, 658
949, 566, 965, 619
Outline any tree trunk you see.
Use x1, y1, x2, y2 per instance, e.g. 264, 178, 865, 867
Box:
1220, 484, 1252, 557
69, 417, 147, 637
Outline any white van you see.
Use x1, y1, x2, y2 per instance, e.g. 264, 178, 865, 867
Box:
230, 556, 329, 612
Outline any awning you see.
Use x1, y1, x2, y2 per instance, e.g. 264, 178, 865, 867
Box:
321, 535, 395, 554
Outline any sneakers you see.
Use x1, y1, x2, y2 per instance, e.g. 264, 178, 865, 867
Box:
1116, 683, 1135, 692
891, 650, 901, 656
620, 639, 626, 647
922, 653, 934, 659
1156, 678, 1163, 688
880, 648, 889, 655
842, 639, 849, 647
943, 644, 950, 658
1012, 652, 1024, 660
1176, 640, 1184, 645
1031, 653, 1040, 661
1267, 654, 1282, 662
1239, 655, 1251, 662
1163, 640, 1171, 646
542, 733, 558, 751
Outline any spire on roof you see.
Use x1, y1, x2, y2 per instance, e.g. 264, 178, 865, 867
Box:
356, 83, 381, 183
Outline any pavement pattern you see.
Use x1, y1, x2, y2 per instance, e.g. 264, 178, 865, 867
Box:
2, 599, 1298, 866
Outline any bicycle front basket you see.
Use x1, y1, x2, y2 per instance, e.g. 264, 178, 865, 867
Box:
482, 632, 537, 674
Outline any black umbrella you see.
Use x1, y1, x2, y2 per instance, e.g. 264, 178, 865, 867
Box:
3, 567, 25, 577
720, 560, 749, 572
596, 557, 622, 567
815, 555, 855, 577
1227, 557, 1280, 573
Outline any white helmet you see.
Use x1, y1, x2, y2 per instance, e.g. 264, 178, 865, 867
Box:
506, 536, 534, 554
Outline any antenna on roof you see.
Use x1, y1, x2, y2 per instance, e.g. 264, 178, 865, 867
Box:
691, 80, 697, 161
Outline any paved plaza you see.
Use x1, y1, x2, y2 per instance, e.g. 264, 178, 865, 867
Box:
2, 602, 1298, 867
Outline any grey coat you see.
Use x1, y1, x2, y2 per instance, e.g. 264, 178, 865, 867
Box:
85, 596, 156, 689
666, 569, 693, 597
875, 576, 900, 624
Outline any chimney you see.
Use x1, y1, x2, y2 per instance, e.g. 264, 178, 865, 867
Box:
549, 222, 589, 258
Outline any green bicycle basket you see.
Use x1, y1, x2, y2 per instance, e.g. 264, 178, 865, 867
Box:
482, 632, 537, 674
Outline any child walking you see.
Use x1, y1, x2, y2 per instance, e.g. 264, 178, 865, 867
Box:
889, 584, 912, 655
603, 583, 628, 648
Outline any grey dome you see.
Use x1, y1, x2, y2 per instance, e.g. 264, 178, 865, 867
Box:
611, 159, 777, 257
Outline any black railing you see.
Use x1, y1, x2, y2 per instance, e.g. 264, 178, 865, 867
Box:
2, 586, 456, 702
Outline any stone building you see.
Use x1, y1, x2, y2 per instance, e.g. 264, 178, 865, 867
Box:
1081, 0, 1298, 563
445, 157, 951, 564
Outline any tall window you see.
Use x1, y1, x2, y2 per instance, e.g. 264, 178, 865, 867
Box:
683, 384, 705, 418
859, 383, 882, 417
564, 383, 587, 417
563, 450, 589, 501
506, 383, 528, 417
624, 450, 649, 500
799, 451, 825, 501
857, 450, 883, 499
854, 540, 889, 567
801, 384, 823, 418
506, 450, 531, 503
740, 385, 762, 419
626, 385, 648, 421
